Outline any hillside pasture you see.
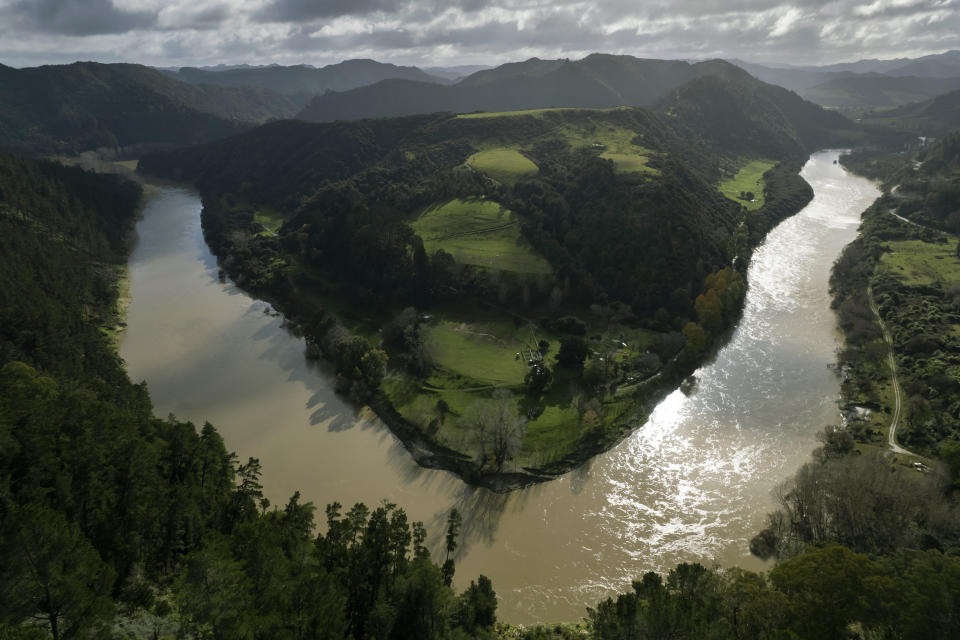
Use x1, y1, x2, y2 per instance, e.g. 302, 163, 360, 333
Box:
718, 159, 775, 210
466, 148, 538, 184
879, 238, 960, 287
410, 198, 552, 274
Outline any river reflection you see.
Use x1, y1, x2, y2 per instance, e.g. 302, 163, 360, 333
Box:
120, 150, 879, 623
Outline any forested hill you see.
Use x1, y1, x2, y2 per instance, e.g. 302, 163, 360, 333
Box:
139, 73, 849, 487
661, 63, 856, 156
295, 55, 772, 122
0, 62, 305, 156
0, 148, 500, 639
170, 59, 448, 95
140, 79, 841, 316
863, 87, 960, 135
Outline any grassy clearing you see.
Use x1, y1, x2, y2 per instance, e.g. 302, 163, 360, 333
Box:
426, 321, 529, 384
410, 198, 552, 274
466, 148, 538, 184
460, 108, 659, 176
456, 107, 625, 119
218, 192, 289, 236
560, 122, 658, 175
380, 298, 668, 468
599, 152, 652, 173
253, 207, 287, 235
878, 239, 960, 287
718, 159, 775, 210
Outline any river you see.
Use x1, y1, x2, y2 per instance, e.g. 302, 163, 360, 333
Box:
119, 150, 879, 623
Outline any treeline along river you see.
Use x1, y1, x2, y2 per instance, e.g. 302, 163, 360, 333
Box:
119, 150, 879, 623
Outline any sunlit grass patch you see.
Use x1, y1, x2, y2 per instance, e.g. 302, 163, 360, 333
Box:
410, 198, 552, 274
718, 159, 775, 210
466, 148, 538, 184
879, 238, 960, 287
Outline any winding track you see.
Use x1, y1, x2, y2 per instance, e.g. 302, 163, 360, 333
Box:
866, 284, 913, 456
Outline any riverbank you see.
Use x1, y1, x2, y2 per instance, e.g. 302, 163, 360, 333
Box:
833, 146, 960, 461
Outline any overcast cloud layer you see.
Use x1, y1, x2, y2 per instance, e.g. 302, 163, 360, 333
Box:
1, 0, 958, 68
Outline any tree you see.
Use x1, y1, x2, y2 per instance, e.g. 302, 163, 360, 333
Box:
682, 322, 708, 357
770, 544, 876, 639
457, 575, 497, 633
0, 506, 116, 640
556, 337, 589, 369
461, 389, 527, 470
441, 509, 462, 587
524, 362, 553, 392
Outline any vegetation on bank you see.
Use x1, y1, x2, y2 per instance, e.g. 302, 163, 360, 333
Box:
831, 135, 960, 456
139, 68, 839, 487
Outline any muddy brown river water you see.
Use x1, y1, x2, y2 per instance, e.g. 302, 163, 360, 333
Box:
120, 150, 879, 623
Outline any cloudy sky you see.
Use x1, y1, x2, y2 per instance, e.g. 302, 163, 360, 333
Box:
1, 0, 958, 69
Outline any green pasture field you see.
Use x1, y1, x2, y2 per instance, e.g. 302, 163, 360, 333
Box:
879, 238, 960, 287
410, 198, 552, 274
718, 159, 775, 210
466, 148, 538, 184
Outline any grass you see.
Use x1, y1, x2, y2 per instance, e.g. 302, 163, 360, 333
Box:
456, 107, 626, 119
379, 298, 669, 469
253, 209, 286, 234
878, 239, 960, 287
599, 152, 652, 173
466, 148, 538, 184
718, 159, 775, 210
410, 198, 552, 274
426, 321, 529, 384
459, 108, 659, 176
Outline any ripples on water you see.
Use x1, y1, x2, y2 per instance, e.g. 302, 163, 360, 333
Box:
121, 152, 880, 623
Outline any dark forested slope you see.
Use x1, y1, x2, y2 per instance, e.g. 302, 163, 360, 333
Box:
0, 62, 303, 155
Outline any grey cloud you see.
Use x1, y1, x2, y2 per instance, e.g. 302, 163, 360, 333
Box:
255, 0, 494, 23
160, 5, 232, 31
254, 0, 406, 22
9, 0, 156, 36
2, 0, 960, 69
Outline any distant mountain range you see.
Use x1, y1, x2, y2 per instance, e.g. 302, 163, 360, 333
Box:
733, 50, 960, 110
422, 65, 492, 81
167, 59, 448, 96
296, 54, 763, 122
